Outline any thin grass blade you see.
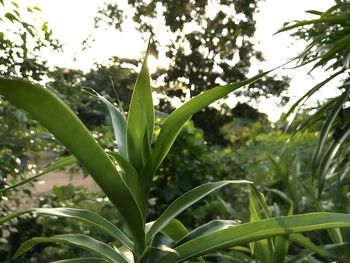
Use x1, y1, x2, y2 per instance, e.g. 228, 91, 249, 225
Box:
98, 95, 127, 159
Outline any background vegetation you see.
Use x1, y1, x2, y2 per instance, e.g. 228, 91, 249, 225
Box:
1, 0, 350, 262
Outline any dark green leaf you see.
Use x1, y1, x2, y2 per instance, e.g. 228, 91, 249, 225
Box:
13, 234, 128, 263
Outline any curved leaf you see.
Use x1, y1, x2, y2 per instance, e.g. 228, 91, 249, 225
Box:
98, 95, 127, 159
0, 79, 145, 253
158, 212, 350, 263
146, 180, 251, 243
0, 155, 76, 193
108, 152, 139, 195
13, 234, 128, 263
150, 72, 269, 171
36, 208, 133, 250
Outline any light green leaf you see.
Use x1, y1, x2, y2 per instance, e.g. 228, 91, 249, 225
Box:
176, 220, 238, 247
127, 43, 154, 171
13, 234, 128, 263
0, 155, 76, 193
146, 180, 251, 243
0, 79, 145, 253
161, 219, 189, 242
283, 69, 343, 122
98, 95, 127, 159
36, 208, 133, 250
108, 152, 139, 195
158, 213, 350, 263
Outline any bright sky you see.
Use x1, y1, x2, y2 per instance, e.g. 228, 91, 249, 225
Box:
31, 0, 335, 121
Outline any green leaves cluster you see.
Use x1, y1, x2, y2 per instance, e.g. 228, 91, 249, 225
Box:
1, 40, 350, 262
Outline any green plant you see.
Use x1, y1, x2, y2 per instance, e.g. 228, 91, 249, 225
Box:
2, 44, 350, 262
276, 3, 350, 256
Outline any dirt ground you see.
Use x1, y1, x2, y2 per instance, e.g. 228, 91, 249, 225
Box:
15, 171, 100, 209
33, 171, 98, 193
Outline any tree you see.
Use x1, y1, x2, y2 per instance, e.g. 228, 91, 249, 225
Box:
0, 0, 61, 188
95, 0, 290, 144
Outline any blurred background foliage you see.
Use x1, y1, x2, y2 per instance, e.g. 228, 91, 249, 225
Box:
1, 0, 350, 262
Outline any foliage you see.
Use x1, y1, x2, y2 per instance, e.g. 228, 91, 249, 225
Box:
1, 43, 350, 263
279, 0, 350, 213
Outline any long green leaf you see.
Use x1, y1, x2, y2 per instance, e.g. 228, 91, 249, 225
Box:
13, 234, 128, 263
150, 71, 269, 171
98, 95, 127, 159
158, 213, 350, 263
35, 207, 133, 250
109, 152, 139, 195
51, 259, 107, 263
0, 155, 76, 193
176, 220, 238, 247
146, 180, 251, 243
0, 79, 145, 253
127, 44, 154, 171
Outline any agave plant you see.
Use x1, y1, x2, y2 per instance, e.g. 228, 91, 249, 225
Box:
2, 44, 350, 262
